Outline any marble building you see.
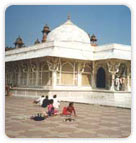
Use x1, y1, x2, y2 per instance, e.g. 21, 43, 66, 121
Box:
5, 17, 131, 108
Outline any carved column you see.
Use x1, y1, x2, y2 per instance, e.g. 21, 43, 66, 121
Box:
91, 61, 95, 89
21, 62, 28, 86
78, 62, 92, 88
77, 62, 83, 87
47, 57, 59, 88
5, 63, 10, 85
31, 63, 37, 86
107, 61, 120, 91
13, 63, 19, 86
26, 62, 30, 86
18, 64, 21, 86
35, 61, 39, 86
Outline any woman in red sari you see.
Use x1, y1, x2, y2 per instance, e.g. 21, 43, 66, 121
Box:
62, 102, 76, 116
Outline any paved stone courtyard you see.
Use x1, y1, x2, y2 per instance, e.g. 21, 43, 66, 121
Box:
5, 96, 131, 138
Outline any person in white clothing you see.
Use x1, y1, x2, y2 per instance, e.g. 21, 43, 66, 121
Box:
33, 95, 45, 106
49, 94, 60, 109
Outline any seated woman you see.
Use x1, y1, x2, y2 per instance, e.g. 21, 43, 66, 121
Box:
62, 102, 76, 116
47, 100, 58, 116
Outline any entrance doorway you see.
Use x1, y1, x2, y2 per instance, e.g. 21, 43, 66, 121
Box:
96, 67, 106, 88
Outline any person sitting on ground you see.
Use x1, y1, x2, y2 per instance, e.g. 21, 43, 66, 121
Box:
33, 95, 45, 106
52, 94, 60, 109
48, 94, 60, 109
47, 100, 58, 116
42, 95, 50, 108
61, 102, 76, 116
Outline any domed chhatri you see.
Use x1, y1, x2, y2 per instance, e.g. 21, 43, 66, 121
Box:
90, 34, 97, 46
47, 18, 90, 44
14, 36, 24, 48
42, 24, 50, 34
42, 24, 51, 43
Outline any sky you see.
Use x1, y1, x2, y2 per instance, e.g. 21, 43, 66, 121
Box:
5, 5, 131, 47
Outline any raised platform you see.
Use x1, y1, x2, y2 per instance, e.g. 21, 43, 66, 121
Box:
10, 88, 131, 108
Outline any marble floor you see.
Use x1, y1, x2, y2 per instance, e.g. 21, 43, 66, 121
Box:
5, 96, 131, 138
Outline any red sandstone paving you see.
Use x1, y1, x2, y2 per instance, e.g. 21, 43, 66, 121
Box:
5, 96, 131, 138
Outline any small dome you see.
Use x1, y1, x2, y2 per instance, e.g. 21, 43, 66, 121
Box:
42, 24, 50, 34
14, 36, 24, 48
90, 34, 97, 42
47, 19, 90, 44
14, 36, 24, 45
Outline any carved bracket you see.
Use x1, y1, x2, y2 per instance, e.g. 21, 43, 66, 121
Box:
21, 63, 28, 73
88, 63, 93, 72
79, 62, 86, 73
46, 57, 60, 71
107, 61, 120, 74
30, 64, 37, 72
79, 62, 93, 73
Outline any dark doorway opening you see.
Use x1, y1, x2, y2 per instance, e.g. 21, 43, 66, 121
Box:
96, 67, 106, 88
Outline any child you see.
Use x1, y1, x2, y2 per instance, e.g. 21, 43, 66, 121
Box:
53, 95, 60, 109
62, 102, 76, 116
47, 100, 58, 116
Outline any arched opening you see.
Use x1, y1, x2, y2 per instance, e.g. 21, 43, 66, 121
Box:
61, 62, 74, 85
96, 67, 106, 88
